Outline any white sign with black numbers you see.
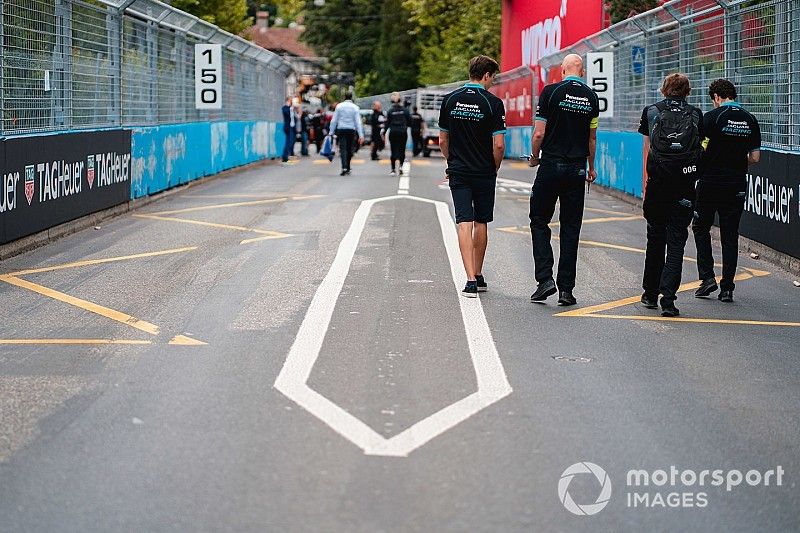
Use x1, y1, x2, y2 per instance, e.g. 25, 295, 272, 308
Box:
586, 52, 614, 118
195, 44, 222, 110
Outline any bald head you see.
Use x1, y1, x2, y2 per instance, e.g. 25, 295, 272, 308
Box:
562, 54, 584, 78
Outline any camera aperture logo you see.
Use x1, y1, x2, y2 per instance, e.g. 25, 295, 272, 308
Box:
559, 462, 785, 515
558, 462, 612, 516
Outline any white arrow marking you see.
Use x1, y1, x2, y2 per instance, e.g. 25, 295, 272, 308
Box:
274, 195, 512, 457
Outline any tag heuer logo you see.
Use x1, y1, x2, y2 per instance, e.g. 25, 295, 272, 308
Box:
87, 155, 95, 189
24, 165, 35, 205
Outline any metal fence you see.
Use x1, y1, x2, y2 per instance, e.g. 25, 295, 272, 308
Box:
1, 0, 292, 136
540, 0, 800, 152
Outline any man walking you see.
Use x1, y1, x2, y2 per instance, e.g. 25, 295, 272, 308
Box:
692, 79, 760, 303
528, 54, 600, 306
386, 92, 412, 176
439, 55, 506, 298
638, 73, 704, 317
281, 97, 294, 164
329, 92, 364, 176
411, 106, 425, 157
370, 101, 386, 161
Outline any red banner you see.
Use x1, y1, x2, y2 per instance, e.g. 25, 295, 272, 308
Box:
489, 69, 534, 127
501, 0, 605, 72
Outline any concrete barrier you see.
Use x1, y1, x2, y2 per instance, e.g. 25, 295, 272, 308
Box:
131, 120, 284, 198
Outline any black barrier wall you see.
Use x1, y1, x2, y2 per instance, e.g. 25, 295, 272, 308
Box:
0, 130, 131, 245
742, 150, 800, 259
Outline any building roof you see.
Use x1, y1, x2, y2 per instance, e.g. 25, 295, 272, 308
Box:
247, 25, 317, 59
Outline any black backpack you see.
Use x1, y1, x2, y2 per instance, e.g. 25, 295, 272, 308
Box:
646, 100, 702, 182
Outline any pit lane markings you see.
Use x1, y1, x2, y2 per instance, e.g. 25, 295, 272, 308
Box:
274, 195, 512, 457
0, 247, 207, 345
397, 162, 411, 195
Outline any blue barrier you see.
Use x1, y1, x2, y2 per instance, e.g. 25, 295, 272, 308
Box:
130, 120, 282, 199
503, 127, 532, 159
595, 131, 644, 198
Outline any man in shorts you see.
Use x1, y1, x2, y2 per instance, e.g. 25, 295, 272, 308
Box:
439, 55, 506, 298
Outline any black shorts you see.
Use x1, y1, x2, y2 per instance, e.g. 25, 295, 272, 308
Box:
449, 174, 496, 223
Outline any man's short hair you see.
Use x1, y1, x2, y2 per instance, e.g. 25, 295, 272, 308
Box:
709, 79, 737, 100
344, 91, 353, 100
660, 73, 691, 98
469, 55, 499, 81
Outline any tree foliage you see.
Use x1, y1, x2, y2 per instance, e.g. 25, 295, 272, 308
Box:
404, 0, 500, 85
607, 0, 658, 24
171, 0, 251, 35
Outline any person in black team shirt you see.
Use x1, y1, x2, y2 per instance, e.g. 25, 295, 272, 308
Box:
528, 54, 600, 306
370, 100, 386, 161
638, 73, 704, 317
386, 92, 412, 175
410, 106, 425, 157
439, 55, 506, 298
692, 79, 761, 303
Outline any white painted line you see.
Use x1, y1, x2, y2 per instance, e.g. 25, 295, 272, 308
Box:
497, 176, 532, 189
274, 195, 512, 457
397, 162, 411, 195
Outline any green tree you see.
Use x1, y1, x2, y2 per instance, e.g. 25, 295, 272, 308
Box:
301, 0, 382, 77
171, 0, 252, 34
607, 0, 658, 24
405, 0, 500, 85
370, 0, 419, 93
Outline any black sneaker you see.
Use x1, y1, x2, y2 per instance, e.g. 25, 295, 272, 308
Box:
399, 168, 404, 176
695, 278, 719, 298
718, 290, 734, 303
339, 170, 347, 176
530, 279, 556, 302
641, 293, 659, 309
462, 281, 478, 298
661, 304, 680, 317
557, 290, 577, 306
475, 274, 487, 293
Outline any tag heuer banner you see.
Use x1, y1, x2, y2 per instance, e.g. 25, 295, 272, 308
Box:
0, 130, 132, 245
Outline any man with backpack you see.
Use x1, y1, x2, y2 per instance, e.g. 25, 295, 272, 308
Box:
638, 73, 704, 317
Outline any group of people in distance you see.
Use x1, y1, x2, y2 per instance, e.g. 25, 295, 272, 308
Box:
440, 54, 760, 317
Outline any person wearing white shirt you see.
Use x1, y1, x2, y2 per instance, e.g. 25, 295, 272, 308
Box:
329, 92, 364, 175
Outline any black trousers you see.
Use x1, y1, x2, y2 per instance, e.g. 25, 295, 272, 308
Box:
692, 188, 745, 291
642, 196, 694, 306
370, 128, 383, 160
336, 129, 356, 171
389, 130, 407, 169
529, 159, 586, 291
412, 131, 423, 156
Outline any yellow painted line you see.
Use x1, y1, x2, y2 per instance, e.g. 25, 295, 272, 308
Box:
313, 159, 331, 165
169, 334, 208, 346
240, 232, 294, 245
580, 314, 800, 327
556, 270, 769, 317
352, 159, 366, 165
184, 194, 311, 200
134, 214, 292, 241
0, 275, 160, 335
509, 162, 530, 170
412, 160, 432, 166
0, 339, 152, 345
550, 215, 641, 228
147, 197, 290, 216
4, 247, 197, 277
585, 206, 637, 216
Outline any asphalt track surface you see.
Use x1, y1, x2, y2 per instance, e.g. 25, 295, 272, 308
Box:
0, 152, 798, 531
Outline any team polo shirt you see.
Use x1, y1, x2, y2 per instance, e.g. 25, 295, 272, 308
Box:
701, 101, 761, 189
439, 83, 506, 178
535, 76, 600, 161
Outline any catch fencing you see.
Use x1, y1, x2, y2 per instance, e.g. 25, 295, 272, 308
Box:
539, 0, 800, 152
1, 0, 291, 136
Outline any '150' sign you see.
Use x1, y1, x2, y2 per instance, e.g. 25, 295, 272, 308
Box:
195, 44, 222, 110
586, 52, 614, 119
